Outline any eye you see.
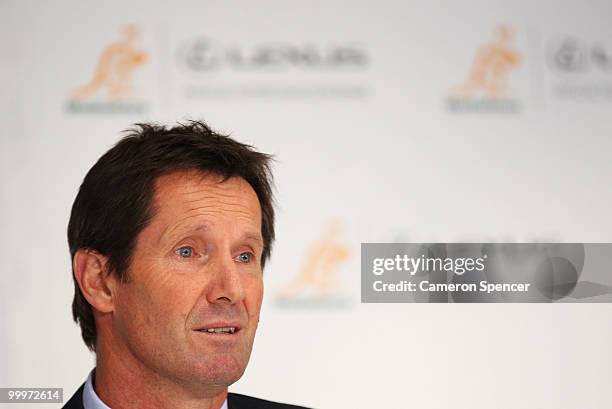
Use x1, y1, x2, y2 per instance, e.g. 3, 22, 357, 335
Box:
235, 252, 253, 263
176, 246, 194, 258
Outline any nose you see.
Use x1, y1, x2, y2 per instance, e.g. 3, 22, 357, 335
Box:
206, 253, 244, 305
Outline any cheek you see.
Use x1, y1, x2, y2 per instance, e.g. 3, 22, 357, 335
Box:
244, 276, 264, 318
116, 277, 194, 333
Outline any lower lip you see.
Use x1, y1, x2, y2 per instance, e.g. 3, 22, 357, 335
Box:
194, 330, 241, 340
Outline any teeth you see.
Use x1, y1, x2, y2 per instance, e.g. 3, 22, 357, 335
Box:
204, 327, 235, 334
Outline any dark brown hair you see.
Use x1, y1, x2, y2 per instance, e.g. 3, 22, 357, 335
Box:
67, 120, 275, 351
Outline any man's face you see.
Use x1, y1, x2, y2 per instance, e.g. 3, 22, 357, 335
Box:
110, 170, 264, 391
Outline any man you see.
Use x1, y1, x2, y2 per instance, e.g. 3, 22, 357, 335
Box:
64, 121, 308, 409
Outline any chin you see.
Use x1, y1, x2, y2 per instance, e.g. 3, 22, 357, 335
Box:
191, 354, 248, 386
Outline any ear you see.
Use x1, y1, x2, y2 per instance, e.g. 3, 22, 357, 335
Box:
73, 249, 117, 313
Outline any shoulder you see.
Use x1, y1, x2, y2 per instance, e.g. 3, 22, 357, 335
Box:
62, 383, 85, 409
228, 393, 311, 409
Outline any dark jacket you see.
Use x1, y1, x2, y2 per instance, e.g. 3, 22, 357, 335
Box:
63, 384, 310, 409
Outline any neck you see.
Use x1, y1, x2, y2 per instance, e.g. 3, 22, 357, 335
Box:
93, 339, 227, 409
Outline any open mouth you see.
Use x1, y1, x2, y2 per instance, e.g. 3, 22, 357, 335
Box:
198, 327, 237, 334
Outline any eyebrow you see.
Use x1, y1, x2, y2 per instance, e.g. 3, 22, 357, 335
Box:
162, 223, 263, 247
158, 221, 208, 242
241, 232, 264, 247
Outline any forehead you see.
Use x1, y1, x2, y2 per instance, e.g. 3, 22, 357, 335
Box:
150, 170, 262, 234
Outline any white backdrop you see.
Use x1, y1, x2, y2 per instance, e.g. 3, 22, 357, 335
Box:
1, 1, 612, 408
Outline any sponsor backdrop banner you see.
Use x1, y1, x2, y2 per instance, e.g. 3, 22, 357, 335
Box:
1, 1, 612, 408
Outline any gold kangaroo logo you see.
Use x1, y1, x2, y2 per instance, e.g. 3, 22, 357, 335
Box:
451, 25, 521, 99
71, 25, 147, 100
278, 222, 350, 298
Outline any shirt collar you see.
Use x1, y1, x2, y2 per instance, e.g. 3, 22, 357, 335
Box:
83, 370, 110, 409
